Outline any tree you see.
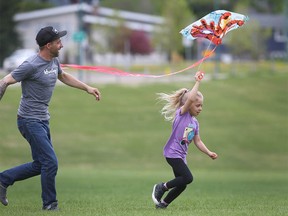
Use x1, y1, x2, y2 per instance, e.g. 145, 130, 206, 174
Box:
227, 20, 271, 60
226, 3, 271, 60
0, 0, 54, 66
92, 10, 152, 55
153, 0, 194, 61
0, 0, 21, 66
110, 25, 131, 53
17, 0, 53, 12
129, 30, 152, 55
248, 0, 284, 13
105, 13, 132, 54
187, 0, 235, 18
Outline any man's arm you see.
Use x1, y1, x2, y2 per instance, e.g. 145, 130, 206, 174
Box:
0, 74, 17, 101
58, 71, 101, 101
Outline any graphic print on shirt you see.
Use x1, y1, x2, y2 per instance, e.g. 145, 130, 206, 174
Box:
44, 67, 58, 75
41, 61, 60, 87
181, 123, 195, 145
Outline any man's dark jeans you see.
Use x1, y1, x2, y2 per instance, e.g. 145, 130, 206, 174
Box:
0, 116, 58, 207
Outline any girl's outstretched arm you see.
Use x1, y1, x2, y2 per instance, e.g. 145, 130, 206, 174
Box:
181, 71, 203, 114
193, 134, 218, 160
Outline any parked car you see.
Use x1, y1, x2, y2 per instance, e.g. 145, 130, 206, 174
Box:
3, 49, 37, 72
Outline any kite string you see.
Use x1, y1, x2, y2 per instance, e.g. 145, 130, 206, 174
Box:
61, 46, 217, 78
196, 39, 213, 72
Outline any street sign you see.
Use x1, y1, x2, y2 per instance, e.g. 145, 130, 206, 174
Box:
73, 31, 86, 42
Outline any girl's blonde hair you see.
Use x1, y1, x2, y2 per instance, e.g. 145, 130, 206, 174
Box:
157, 88, 203, 122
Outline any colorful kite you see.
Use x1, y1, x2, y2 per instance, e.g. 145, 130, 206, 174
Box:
180, 10, 248, 45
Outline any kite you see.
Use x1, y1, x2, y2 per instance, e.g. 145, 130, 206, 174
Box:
63, 10, 248, 77
180, 10, 248, 45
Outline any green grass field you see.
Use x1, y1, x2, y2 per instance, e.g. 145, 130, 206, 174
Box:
0, 71, 287, 216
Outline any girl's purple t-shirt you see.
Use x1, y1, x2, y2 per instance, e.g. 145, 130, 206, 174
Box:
163, 108, 199, 163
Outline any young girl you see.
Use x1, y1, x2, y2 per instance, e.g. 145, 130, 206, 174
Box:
152, 71, 218, 209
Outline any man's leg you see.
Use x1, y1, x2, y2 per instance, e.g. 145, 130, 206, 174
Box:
0, 117, 58, 208
20, 119, 58, 208
0, 117, 43, 206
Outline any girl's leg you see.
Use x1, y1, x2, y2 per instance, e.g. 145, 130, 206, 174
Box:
163, 158, 193, 204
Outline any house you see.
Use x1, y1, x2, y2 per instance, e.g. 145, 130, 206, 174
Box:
14, 2, 166, 65
248, 13, 287, 59
212, 12, 287, 61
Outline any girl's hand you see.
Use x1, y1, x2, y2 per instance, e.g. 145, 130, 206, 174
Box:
208, 151, 218, 160
195, 71, 205, 81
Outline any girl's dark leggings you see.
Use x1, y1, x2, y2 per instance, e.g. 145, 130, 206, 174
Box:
164, 158, 193, 204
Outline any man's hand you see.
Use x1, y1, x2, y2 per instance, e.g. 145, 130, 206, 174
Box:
87, 87, 101, 101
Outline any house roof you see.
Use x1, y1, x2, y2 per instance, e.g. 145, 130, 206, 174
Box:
14, 3, 92, 21
96, 7, 164, 25
14, 3, 164, 26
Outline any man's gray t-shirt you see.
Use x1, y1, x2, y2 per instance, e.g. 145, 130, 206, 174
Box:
11, 54, 62, 120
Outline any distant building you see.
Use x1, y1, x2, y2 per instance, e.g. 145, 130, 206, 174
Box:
249, 13, 287, 59
14, 2, 166, 65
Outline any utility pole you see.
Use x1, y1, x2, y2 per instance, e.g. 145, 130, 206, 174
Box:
75, 0, 86, 81
285, 0, 288, 60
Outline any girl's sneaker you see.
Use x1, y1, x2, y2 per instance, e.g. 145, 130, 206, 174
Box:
152, 183, 167, 205
155, 201, 168, 209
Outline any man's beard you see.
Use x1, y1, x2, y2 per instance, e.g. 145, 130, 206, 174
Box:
52, 50, 59, 57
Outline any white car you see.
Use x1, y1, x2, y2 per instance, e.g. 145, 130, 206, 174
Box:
3, 49, 37, 72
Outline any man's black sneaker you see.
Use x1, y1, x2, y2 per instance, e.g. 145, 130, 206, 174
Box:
152, 183, 167, 205
42, 202, 59, 211
0, 182, 8, 206
155, 202, 168, 209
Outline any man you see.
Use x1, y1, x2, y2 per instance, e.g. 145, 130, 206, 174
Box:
0, 26, 101, 210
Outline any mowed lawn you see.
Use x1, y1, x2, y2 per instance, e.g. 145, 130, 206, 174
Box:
0, 72, 287, 216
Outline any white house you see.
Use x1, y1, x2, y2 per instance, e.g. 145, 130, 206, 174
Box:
14, 3, 166, 65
